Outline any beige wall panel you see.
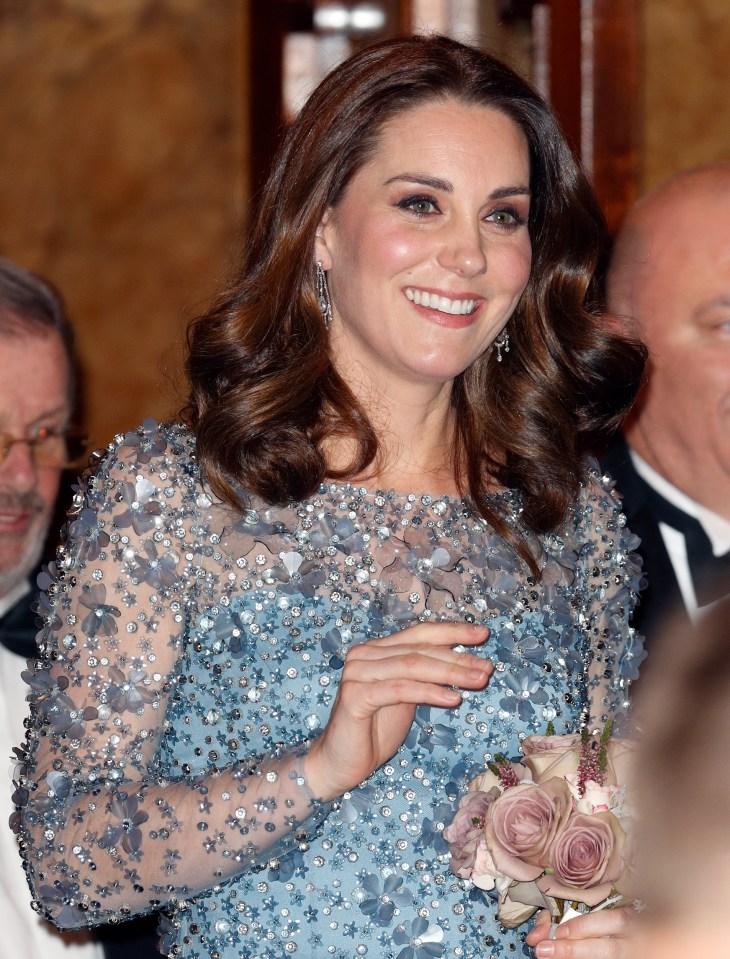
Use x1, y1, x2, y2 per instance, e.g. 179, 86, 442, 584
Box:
0, 0, 248, 450
643, 0, 730, 192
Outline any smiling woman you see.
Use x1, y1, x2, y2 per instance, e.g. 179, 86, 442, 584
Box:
16, 34, 647, 959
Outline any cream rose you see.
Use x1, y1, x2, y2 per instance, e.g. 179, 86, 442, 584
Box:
472, 838, 511, 895
521, 733, 638, 789
497, 893, 541, 929
565, 777, 623, 815
468, 760, 532, 795
520, 734, 583, 783
498, 880, 555, 928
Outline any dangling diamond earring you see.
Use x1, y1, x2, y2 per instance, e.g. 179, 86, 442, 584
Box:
494, 326, 510, 362
316, 261, 332, 329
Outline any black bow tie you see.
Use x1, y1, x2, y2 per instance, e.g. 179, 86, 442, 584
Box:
645, 488, 730, 607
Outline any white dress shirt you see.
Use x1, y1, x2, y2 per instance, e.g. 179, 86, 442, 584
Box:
0, 579, 104, 959
630, 450, 730, 621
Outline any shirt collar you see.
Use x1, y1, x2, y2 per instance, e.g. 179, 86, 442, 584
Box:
629, 448, 730, 557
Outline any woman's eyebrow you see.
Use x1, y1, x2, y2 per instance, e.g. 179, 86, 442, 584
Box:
384, 173, 453, 192
383, 173, 531, 199
490, 185, 532, 199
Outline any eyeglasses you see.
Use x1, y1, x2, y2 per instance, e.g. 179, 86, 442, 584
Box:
0, 427, 88, 469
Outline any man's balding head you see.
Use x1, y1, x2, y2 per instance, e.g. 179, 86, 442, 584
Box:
607, 164, 730, 517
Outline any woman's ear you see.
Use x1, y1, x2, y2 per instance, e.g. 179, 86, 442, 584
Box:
315, 208, 334, 271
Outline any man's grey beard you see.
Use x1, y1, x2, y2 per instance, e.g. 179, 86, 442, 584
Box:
0, 530, 46, 600
0, 481, 49, 603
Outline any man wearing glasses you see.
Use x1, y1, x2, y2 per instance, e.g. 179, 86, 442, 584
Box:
0, 258, 159, 958
0, 260, 81, 618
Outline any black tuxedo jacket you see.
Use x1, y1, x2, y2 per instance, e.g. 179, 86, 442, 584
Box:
0, 582, 160, 959
599, 436, 692, 657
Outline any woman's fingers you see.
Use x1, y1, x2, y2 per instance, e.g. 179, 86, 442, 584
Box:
344, 622, 491, 686
552, 908, 633, 941
528, 909, 634, 943
531, 907, 636, 959
341, 676, 465, 711
365, 621, 488, 649
343, 647, 491, 691
526, 910, 552, 946
535, 938, 630, 959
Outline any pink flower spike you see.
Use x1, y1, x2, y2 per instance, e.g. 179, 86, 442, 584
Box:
576, 735, 605, 797
489, 755, 521, 790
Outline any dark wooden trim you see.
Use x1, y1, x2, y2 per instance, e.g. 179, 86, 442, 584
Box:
248, 1, 314, 196
547, 0, 582, 155
248, 2, 285, 196
398, 0, 413, 34
590, 0, 641, 234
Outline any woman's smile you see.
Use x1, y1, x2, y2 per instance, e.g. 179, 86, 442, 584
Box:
404, 286, 481, 319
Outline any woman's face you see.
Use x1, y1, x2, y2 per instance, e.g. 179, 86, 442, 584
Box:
316, 97, 532, 395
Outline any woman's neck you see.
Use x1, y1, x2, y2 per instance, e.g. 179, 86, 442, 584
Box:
325, 376, 462, 496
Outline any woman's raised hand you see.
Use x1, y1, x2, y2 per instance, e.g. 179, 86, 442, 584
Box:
305, 622, 491, 801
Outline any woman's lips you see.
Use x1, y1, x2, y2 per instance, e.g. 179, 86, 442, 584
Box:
404, 286, 483, 328
404, 286, 479, 315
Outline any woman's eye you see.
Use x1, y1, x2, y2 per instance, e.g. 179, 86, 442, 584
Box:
486, 208, 525, 227
397, 195, 439, 216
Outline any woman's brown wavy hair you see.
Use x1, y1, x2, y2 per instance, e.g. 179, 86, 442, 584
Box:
185, 34, 646, 572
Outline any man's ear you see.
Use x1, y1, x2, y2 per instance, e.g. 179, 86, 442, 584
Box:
315, 208, 334, 270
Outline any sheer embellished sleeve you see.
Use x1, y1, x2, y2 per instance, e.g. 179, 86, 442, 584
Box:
12, 423, 328, 930
572, 461, 646, 733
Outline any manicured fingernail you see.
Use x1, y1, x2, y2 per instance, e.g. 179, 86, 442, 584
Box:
536, 944, 554, 958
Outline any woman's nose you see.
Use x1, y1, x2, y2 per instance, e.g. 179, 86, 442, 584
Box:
436, 219, 487, 277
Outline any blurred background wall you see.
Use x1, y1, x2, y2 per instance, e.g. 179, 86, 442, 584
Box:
643, 0, 730, 189
0, 0, 728, 452
0, 0, 248, 449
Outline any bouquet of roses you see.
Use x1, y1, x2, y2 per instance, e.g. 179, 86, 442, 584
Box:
443, 721, 637, 930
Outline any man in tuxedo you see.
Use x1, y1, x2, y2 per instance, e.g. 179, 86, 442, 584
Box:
601, 164, 730, 661
0, 258, 159, 959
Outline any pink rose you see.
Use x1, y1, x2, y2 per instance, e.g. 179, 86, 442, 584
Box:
443, 789, 499, 879
538, 811, 626, 906
486, 779, 574, 882
520, 734, 583, 784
